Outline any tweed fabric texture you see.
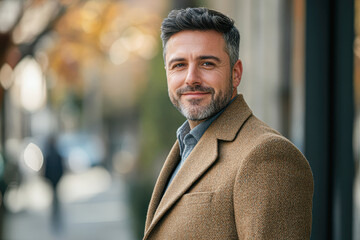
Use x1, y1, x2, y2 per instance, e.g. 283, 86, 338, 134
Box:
143, 95, 314, 240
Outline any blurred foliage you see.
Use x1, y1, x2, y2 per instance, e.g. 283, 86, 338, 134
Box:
46, 1, 161, 114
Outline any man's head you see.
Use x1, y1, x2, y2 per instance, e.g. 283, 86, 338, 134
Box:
162, 8, 242, 125
161, 7, 240, 69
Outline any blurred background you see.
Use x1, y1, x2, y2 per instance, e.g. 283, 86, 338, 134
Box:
0, 0, 358, 239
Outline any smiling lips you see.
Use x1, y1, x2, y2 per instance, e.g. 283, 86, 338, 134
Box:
182, 91, 210, 98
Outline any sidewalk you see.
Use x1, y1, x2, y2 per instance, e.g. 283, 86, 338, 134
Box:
2, 169, 136, 240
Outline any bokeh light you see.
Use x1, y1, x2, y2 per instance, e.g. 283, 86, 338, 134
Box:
23, 143, 44, 172
12, 57, 47, 112
0, 63, 14, 90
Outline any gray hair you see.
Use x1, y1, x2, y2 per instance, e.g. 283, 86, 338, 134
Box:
161, 7, 240, 68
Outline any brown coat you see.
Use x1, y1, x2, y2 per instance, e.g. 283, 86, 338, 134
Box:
143, 95, 314, 240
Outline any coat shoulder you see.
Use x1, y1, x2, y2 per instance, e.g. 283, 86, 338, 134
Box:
226, 114, 312, 174
235, 115, 302, 153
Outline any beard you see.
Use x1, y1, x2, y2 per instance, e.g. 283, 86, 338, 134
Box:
169, 80, 233, 121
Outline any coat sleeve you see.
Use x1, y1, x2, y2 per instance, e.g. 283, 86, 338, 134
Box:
233, 136, 314, 240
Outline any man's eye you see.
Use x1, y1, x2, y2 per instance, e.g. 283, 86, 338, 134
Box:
173, 63, 185, 69
202, 62, 215, 67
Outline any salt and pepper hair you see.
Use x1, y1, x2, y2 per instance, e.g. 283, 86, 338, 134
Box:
161, 7, 240, 68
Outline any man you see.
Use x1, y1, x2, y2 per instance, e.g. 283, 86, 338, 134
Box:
144, 7, 313, 240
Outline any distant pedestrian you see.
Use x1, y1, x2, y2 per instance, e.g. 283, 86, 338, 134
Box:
44, 135, 64, 233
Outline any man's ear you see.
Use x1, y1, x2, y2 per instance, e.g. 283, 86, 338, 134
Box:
232, 60, 243, 88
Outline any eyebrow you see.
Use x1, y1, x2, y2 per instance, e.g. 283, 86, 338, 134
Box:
198, 55, 221, 62
167, 55, 221, 67
167, 57, 186, 67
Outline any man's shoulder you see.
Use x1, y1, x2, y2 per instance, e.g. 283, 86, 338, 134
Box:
236, 114, 282, 142
231, 114, 306, 159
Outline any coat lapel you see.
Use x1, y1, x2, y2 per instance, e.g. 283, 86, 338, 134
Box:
143, 95, 252, 239
144, 142, 180, 231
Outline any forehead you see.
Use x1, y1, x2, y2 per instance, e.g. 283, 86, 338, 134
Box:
165, 30, 227, 61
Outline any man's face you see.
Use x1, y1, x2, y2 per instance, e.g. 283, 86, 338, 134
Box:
165, 30, 241, 121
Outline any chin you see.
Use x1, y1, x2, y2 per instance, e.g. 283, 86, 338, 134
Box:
181, 105, 213, 121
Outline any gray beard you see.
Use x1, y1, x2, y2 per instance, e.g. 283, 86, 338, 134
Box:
169, 83, 233, 121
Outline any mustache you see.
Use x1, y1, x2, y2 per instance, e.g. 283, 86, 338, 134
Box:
176, 85, 215, 95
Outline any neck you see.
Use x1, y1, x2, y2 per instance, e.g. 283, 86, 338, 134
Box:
188, 119, 206, 129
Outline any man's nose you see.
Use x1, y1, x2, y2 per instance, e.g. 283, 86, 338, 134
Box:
185, 65, 201, 86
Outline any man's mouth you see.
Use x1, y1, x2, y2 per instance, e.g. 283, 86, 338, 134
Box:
182, 91, 209, 95
182, 91, 210, 98
176, 86, 215, 98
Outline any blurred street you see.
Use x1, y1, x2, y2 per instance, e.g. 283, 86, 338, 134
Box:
2, 171, 135, 240
0, 0, 358, 239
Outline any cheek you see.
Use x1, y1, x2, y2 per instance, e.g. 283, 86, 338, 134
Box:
203, 73, 229, 90
167, 73, 184, 91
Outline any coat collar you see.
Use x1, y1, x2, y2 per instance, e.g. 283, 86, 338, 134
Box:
143, 94, 252, 239
212, 94, 253, 141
